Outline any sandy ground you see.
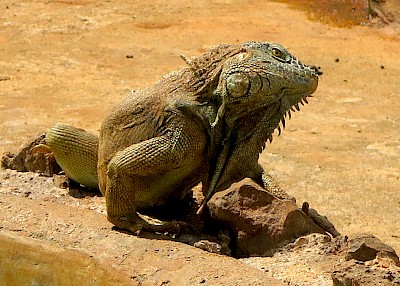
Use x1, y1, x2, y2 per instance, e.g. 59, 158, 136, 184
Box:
0, 0, 399, 259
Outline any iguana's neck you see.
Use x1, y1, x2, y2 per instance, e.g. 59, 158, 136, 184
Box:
230, 101, 285, 153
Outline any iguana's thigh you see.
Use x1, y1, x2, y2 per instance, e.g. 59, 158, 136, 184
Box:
125, 167, 203, 209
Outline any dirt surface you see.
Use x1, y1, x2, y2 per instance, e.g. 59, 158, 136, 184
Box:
0, 0, 400, 284
2, 170, 399, 285
0, 178, 285, 286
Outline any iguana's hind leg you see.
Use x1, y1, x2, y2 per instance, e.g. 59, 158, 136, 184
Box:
46, 123, 99, 189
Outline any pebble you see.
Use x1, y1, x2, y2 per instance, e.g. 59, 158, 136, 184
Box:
0, 76, 10, 81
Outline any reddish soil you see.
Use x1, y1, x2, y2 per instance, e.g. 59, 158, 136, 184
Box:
0, 0, 399, 284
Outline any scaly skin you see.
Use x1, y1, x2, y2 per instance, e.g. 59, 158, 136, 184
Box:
46, 42, 319, 233
46, 124, 99, 189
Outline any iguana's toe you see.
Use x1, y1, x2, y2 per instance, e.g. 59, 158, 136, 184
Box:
108, 213, 190, 236
107, 214, 145, 235
141, 216, 191, 236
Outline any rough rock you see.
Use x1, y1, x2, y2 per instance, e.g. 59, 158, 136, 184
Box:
2, 168, 400, 285
244, 233, 400, 286
1, 133, 61, 176
345, 233, 400, 265
332, 260, 400, 286
207, 178, 325, 257
0, 193, 286, 286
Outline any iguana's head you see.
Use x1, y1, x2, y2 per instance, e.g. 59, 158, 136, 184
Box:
183, 42, 318, 130
217, 42, 319, 114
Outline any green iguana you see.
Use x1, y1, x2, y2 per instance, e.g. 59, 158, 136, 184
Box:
45, 42, 319, 233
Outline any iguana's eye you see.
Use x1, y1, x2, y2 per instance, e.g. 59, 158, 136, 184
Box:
271, 47, 284, 59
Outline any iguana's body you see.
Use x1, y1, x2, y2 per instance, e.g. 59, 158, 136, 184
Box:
46, 42, 319, 233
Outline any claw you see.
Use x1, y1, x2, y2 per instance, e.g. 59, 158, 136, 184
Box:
31, 143, 52, 155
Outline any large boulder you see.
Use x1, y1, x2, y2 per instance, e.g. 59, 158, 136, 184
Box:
207, 178, 325, 257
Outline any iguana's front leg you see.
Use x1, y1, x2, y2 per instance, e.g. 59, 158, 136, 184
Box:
104, 119, 205, 234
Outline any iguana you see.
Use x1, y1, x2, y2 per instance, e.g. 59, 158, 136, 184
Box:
45, 42, 319, 233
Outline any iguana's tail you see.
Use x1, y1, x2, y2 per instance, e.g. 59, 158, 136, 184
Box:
46, 123, 99, 189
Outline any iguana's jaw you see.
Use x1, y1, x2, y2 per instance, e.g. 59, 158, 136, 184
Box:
262, 70, 318, 139
279, 66, 318, 114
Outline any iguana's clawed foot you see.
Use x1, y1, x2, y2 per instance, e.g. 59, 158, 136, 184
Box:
302, 202, 341, 238
138, 213, 191, 235
108, 214, 190, 236
143, 220, 191, 236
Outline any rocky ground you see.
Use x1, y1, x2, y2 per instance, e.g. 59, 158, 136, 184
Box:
1, 169, 400, 285
1, 0, 400, 285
